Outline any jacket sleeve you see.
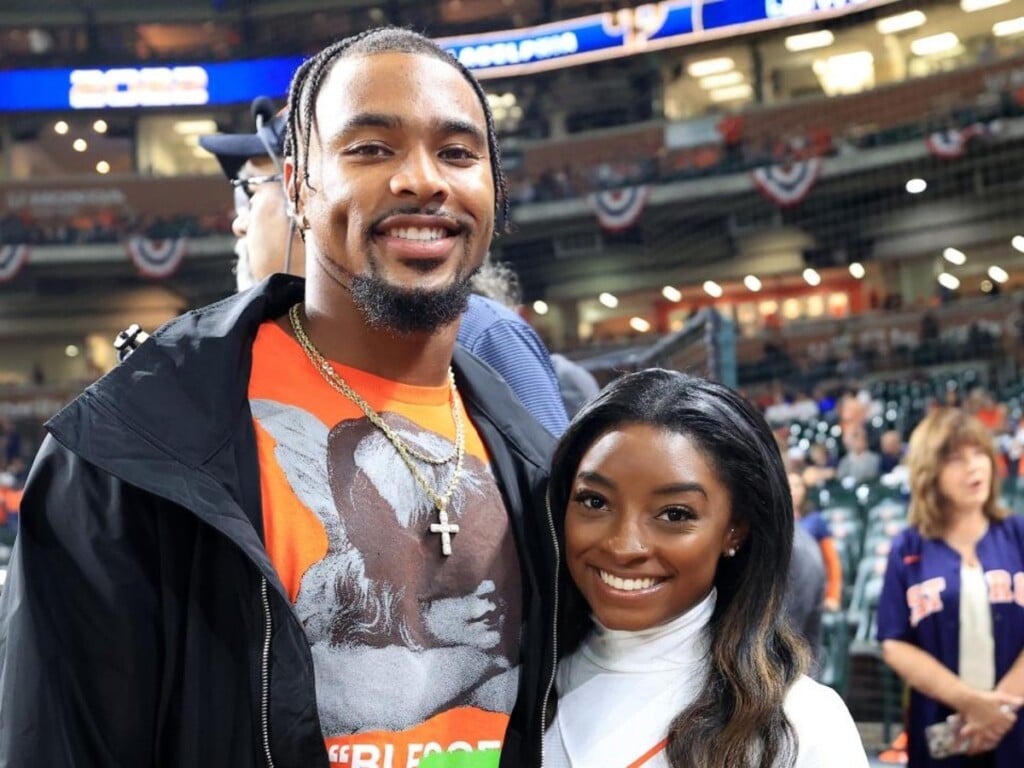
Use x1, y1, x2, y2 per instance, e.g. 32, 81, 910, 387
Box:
0, 435, 164, 767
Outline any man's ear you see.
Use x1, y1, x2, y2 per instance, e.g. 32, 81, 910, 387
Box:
284, 155, 300, 210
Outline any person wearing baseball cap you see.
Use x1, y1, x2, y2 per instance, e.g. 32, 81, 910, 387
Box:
199, 96, 304, 291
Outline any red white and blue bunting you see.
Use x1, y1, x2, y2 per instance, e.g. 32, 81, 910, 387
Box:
591, 186, 649, 232
926, 120, 1003, 159
126, 236, 187, 279
0, 244, 31, 283
751, 158, 823, 208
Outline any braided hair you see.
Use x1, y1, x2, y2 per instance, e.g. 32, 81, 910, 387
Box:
284, 27, 509, 232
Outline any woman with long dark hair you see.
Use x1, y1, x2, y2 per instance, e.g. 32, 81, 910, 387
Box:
544, 369, 866, 767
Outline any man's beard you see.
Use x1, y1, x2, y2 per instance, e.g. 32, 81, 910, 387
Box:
349, 270, 474, 335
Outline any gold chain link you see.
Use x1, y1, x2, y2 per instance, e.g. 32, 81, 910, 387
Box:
288, 303, 465, 516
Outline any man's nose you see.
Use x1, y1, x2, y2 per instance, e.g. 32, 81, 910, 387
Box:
231, 210, 249, 238
389, 147, 450, 203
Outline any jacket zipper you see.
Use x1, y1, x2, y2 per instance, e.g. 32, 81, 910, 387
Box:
260, 577, 277, 768
539, 489, 560, 767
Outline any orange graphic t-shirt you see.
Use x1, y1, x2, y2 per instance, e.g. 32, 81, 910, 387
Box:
248, 320, 521, 768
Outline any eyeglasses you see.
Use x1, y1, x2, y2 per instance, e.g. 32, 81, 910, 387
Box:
231, 173, 283, 214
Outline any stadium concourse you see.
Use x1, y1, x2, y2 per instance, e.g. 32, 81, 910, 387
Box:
4, 0, 1024, 764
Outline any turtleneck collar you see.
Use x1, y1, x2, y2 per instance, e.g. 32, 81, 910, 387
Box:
580, 588, 716, 673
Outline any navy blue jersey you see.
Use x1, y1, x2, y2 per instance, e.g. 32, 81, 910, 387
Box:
458, 296, 568, 437
877, 516, 1024, 767
799, 510, 832, 543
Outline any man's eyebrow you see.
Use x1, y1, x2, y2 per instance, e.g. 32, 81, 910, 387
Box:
329, 112, 401, 140
325, 113, 487, 145
437, 118, 487, 145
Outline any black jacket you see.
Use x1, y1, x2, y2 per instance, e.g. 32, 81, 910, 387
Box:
0, 276, 558, 768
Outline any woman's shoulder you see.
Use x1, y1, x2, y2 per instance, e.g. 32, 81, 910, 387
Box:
784, 676, 869, 768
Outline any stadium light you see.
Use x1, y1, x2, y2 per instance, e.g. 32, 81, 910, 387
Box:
911, 32, 960, 56
785, 30, 834, 52
532, 300, 549, 315
661, 286, 682, 302
599, 292, 619, 308
988, 265, 1009, 283
876, 11, 926, 35
849, 262, 866, 279
173, 119, 218, 135
803, 268, 822, 286
937, 272, 961, 290
744, 275, 762, 292
906, 178, 927, 194
687, 57, 734, 78
698, 72, 744, 89
703, 280, 723, 298
812, 51, 874, 96
993, 17, 1024, 37
961, 0, 1009, 12
943, 247, 967, 265
709, 84, 753, 103
629, 317, 651, 333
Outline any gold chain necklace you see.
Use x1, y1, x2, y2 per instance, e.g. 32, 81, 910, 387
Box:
288, 303, 465, 556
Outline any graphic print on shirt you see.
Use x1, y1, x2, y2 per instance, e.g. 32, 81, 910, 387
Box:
907, 576, 946, 627
251, 399, 520, 764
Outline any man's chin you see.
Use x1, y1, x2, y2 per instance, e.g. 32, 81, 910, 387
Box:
349, 273, 472, 335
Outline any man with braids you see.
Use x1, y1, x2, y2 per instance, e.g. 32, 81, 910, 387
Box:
0, 28, 557, 768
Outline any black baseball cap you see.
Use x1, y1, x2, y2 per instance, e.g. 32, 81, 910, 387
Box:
198, 96, 287, 180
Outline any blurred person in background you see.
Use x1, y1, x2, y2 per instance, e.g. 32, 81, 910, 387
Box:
201, 101, 568, 436
549, 352, 600, 419
803, 441, 837, 488
837, 427, 881, 484
457, 256, 568, 435
545, 369, 866, 767
198, 97, 305, 291
878, 409, 1024, 767
880, 429, 906, 476
789, 470, 843, 612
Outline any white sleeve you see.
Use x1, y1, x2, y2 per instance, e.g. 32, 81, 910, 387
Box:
786, 676, 869, 768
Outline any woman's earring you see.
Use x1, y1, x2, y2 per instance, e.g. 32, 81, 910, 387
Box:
727, 547, 737, 558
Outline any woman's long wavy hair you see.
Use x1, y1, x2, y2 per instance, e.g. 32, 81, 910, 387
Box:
550, 369, 807, 768
907, 407, 1008, 539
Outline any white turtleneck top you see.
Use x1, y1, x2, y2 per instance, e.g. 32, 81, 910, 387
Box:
543, 590, 868, 768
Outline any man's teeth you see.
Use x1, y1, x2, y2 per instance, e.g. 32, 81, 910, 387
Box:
598, 570, 660, 591
386, 226, 448, 241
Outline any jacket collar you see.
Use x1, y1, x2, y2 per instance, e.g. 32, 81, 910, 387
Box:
49, 273, 304, 470
48, 274, 551, 478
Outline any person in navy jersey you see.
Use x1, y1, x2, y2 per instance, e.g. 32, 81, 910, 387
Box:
878, 408, 1024, 768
